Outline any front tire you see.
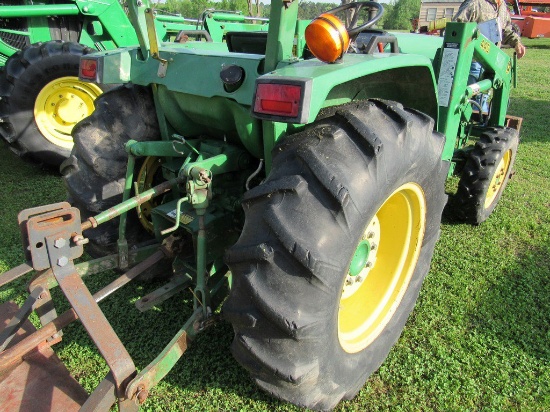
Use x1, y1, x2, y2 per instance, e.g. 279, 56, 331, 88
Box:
452, 127, 519, 224
0, 41, 110, 167
224, 100, 448, 410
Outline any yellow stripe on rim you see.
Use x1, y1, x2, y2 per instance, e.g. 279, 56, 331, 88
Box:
338, 182, 426, 354
484, 149, 512, 209
34, 76, 103, 149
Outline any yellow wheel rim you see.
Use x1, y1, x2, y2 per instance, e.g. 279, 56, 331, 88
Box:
34, 76, 103, 149
338, 183, 426, 353
136, 156, 163, 234
484, 149, 512, 209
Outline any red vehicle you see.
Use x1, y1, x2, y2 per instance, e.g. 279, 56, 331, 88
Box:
509, 0, 550, 38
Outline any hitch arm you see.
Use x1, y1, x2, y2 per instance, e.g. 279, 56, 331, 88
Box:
0, 249, 167, 371
83, 176, 184, 231
125, 308, 204, 405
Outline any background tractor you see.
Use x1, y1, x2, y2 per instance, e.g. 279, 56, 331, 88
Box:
0, 0, 521, 410
0, 1, 267, 167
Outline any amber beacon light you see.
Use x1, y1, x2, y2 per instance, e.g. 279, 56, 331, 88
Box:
305, 13, 350, 63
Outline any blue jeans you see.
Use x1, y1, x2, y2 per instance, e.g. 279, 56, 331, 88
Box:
469, 61, 489, 112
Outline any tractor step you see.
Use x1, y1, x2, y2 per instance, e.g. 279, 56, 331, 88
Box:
0, 301, 88, 411
505, 114, 523, 132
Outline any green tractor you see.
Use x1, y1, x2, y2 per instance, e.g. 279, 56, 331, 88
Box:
0, 0, 521, 410
0, 1, 267, 167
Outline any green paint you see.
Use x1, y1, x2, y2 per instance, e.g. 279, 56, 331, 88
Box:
350, 241, 371, 277
436, 22, 513, 167
0, 4, 79, 17
0, 0, 196, 64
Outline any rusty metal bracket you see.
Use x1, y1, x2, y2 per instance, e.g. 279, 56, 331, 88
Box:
0, 247, 167, 374
81, 371, 139, 412
0, 263, 33, 288
18, 203, 83, 271
45, 233, 137, 404
29, 270, 61, 339
80, 372, 118, 412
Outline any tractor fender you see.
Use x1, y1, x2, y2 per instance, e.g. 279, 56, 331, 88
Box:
258, 52, 439, 124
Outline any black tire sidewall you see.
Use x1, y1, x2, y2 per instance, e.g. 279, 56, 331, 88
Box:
309, 123, 447, 401
8, 52, 80, 162
62, 84, 160, 255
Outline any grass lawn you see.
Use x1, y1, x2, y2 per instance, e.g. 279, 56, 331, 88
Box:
0, 38, 549, 411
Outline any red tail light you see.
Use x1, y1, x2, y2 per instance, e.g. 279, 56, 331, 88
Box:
252, 79, 311, 123
254, 83, 302, 117
80, 58, 98, 81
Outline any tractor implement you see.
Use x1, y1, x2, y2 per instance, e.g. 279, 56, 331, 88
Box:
1, 1, 523, 410
0, 157, 230, 410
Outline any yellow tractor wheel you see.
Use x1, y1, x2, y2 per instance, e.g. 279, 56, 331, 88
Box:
0, 41, 110, 167
34, 76, 103, 150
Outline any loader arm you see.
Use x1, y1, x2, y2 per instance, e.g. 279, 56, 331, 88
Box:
436, 22, 515, 161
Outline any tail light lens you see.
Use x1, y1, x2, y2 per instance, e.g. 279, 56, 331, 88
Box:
252, 79, 311, 123
80, 58, 99, 82
254, 83, 301, 117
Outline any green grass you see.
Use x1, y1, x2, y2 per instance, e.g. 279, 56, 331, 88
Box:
1, 38, 549, 411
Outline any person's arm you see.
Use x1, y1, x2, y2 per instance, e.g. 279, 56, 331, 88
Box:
499, 4, 526, 58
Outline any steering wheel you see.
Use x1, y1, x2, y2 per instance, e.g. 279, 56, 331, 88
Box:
323, 1, 384, 37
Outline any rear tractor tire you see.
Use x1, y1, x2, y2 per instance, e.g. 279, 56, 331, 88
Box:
0, 41, 110, 167
224, 100, 449, 410
61, 84, 161, 256
452, 127, 519, 224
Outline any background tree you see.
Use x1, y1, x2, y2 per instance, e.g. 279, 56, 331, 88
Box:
376, 2, 393, 29
218, 0, 249, 13
155, 0, 396, 27
157, 0, 254, 19
382, 0, 420, 30
298, 1, 338, 19
247, 0, 261, 17
159, 0, 212, 19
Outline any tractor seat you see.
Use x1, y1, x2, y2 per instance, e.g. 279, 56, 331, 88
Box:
355, 29, 399, 54
226, 31, 268, 55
